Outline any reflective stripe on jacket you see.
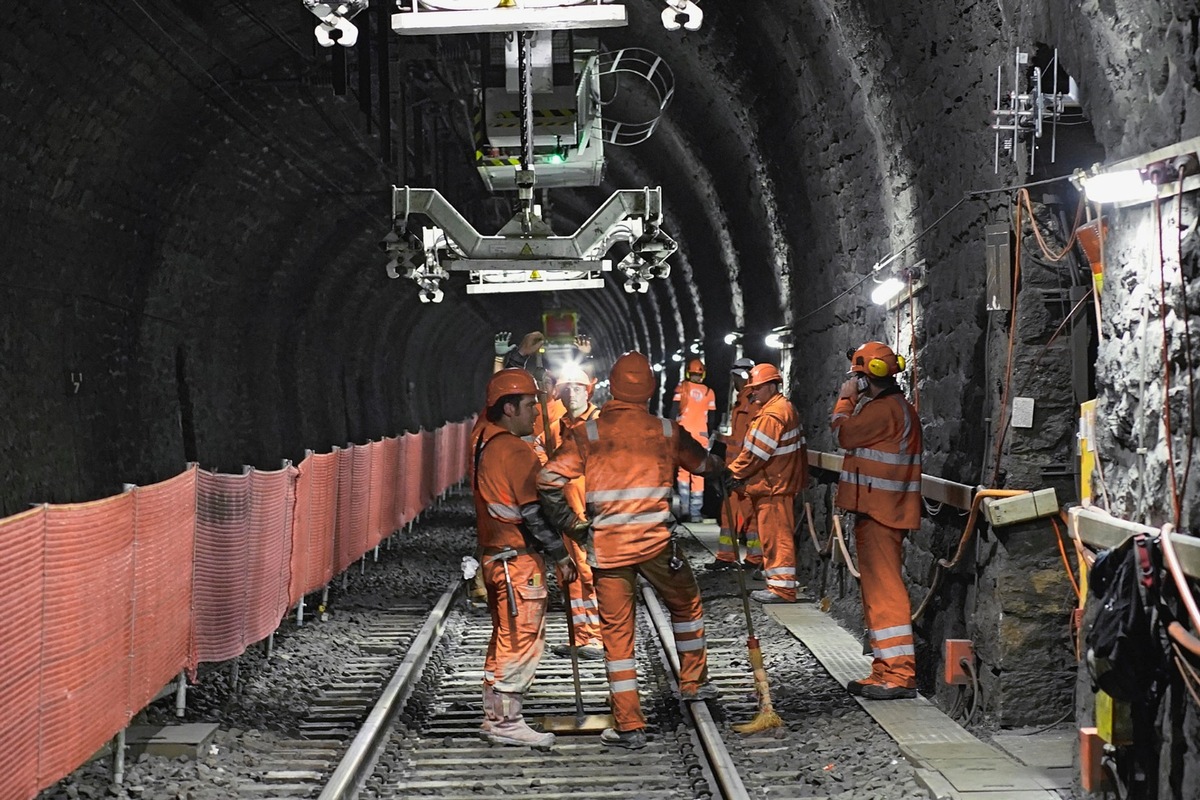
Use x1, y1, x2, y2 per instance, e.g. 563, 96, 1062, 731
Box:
727, 392, 808, 497
539, 399, 708, 568
831, 388, 922, 530
673, 380, 715, 437
474, 422, 542, 552
725, 386, 755, 459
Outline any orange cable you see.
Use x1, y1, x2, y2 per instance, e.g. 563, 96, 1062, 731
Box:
1050, 517, 1082, 601
831, 515, 861, 578
1017, 189, 1086, 262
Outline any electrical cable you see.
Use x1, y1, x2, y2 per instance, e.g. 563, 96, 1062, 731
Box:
830, 515, 860, 578
1050, 517, 1082, 602
962, 658, 981, 727
1012, 288, 1094, 398
990, 197, 1022, 486
1175, 164, 1195, 505
1017, 707, 1074, 735
966, 172, 1076, 197
1156, 198, 1184, 527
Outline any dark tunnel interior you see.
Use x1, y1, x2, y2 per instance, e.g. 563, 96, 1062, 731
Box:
5, 1, 1200, 790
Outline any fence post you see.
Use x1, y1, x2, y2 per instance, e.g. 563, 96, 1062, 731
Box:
112, 728, 126, 786
175, 671, 187, 717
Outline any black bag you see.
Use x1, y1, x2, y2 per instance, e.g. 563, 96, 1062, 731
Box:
1085, 534, 1166, 703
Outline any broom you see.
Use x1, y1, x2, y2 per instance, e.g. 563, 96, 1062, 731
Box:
722, 489, 783, 733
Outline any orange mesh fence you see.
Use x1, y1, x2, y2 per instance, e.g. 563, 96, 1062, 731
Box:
368, 441, 386, 550
403, 431, 423, 526
421, 429, 437, 509
244, 468, 295, 647
380, 437, 400, 535
193, 471, 252, 664
289, 452, 337, 605
129, 470, 197, 710
392, 436, 409, 529
0, 507, 47, 799
349, 445, 371, 561
40, 494, 136, 788
333, 447, 355, 574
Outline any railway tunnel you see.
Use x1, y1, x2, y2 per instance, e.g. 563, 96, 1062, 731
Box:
4, 1, 1200, 798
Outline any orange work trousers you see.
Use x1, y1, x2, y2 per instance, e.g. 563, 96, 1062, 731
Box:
563, 535, 601, 645
716, 491, 763, 564
853, 514, 916, 687
482, 552, 549, 695
594, 544, 708, 731
750, 494, 797, 601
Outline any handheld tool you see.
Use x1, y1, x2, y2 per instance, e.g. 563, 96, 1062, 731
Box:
541, 572, 614, 735
720, 489, 783, 733
486, 547, 521, 618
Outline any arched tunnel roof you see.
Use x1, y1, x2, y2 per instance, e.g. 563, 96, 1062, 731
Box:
1, 0, 1197, 511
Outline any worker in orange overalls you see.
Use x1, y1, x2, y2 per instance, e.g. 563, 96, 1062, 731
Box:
538, 352, 724, 750
706, 357, 765, 573
725, 363, 808, 604
672, 358, 716, 521
535, 365, 604, 660
832, 341, 922, 700
474, 369, 577, 746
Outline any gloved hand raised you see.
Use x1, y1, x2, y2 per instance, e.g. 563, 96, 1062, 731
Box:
494, 331, 512, 356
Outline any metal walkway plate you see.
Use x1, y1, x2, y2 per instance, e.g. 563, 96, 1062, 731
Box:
766, 604, 1062, 800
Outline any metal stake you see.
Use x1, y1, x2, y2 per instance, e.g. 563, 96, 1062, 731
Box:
175, 671, 187, 717
112, 728, 125, 786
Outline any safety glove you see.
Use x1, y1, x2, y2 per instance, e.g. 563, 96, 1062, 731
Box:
494, 331, 512, 356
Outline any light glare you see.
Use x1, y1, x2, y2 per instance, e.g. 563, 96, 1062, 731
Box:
1082, 170, 1156, 204
870, 277, 906, 306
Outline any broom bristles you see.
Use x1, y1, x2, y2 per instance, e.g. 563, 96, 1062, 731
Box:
733, 710, 783, 733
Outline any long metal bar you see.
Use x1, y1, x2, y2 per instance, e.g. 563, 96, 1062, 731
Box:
806, 450, 977, 510
318, 580, 462, 800
1070, 506, 1200, 578
640, 582, 751, 800
518, 31, 533, 170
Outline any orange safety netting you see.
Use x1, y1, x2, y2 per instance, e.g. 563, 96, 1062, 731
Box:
192, 467, 294, 664
0, 506, 48, 799
0, 419, 472, 800
289, 452, 337, 605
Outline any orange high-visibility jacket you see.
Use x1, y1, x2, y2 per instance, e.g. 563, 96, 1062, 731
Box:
539, 399, 709, 568
473, 421, 543, 552
831, 387, 922, 530
673, 380, 715, 437
728, 392, 808, 497
535, 404, 600, 518
725, 386, 756, 460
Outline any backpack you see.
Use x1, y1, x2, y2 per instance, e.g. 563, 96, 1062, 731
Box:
1085, 533, 1166, 703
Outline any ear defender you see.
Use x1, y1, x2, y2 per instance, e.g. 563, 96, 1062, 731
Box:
895, 354, 906, 371
868, 358, 890, 377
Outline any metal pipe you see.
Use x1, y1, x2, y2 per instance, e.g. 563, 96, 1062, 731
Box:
297, 596, 306, 627
112, 728, 125, 785
175, 671, 187, 717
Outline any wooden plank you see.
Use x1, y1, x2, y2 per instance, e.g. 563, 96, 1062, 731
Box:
1070, 507, 1200, 578
807, 450, 976, 510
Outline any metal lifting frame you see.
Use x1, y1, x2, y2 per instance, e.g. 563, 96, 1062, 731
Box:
390, 185, 669, 266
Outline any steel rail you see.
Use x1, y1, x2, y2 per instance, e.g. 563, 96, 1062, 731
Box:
640, 582, 751, 800
318, 579, 462, 800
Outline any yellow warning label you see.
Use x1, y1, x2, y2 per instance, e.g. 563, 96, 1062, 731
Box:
520, 244, 534, 256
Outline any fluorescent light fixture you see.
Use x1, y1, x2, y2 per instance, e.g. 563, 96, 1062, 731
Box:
764, 333, 783, 349
651, 363, 664, 373
870, 277, 906, 306
1080, 169, 1156, 204
723, 331, 742, 345
671, 352, 683, 362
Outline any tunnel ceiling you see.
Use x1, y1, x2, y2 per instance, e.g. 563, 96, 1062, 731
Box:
3, 0, 1198, 508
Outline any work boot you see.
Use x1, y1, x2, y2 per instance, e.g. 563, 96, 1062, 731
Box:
600, 727, 647, 749
860, 682, 917, 700
485, 692, 555, 748
551, 640, 605, 660
750, 567, 765, 581
704, 559, 736, 572
674, 681, 720, 701
480, 682, 502, 733
750, 589, 792, 604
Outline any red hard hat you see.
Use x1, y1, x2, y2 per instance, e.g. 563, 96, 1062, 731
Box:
486, 368, 538, 407
610, 351, 655, 403
686, 358, 705, 376
745, 363, 783, 388
849, 341, 904, 377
